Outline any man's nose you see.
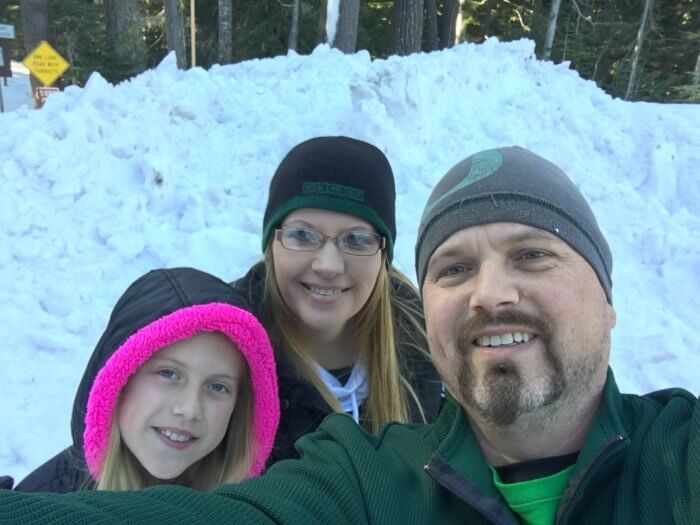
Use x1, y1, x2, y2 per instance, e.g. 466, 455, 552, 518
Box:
468, 262, 520, 313
311, 240, 345, 277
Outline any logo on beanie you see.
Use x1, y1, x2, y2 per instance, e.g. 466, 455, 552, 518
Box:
421, 150, 503, 222
301, 182, 365, 202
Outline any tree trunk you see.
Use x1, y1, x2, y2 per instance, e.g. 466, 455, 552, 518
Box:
318, 0, 328, 43
438, 0, 459, 49
694, 52, 700, 86
482, 0, 493, 36
217, 0, 233, 64
165, 0, 187, 68
333, 0, 360, 53
531, 0, 545, 54
288, 0, 300, 51
625, 0, 653, 100
20, 0, 48, 53
542, 0, 562, 60
455, 0, 465, 44
393, 0, 424, 56
104, 0, 146, 78
424, 0, 439, 51
20, 0, 48, 93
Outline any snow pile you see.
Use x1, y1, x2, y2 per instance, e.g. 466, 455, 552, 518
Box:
1, 40, 698, 483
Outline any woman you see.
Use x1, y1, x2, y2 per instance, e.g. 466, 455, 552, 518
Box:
232, 136, 441, 464
15, 267, 279, 492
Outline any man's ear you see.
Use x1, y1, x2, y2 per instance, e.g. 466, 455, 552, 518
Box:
606, 304, 617, 330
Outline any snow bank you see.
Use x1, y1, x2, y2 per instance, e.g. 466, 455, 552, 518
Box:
1, 40, 698, 482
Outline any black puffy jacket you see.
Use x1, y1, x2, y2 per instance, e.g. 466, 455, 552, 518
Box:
15, 268, 276, 493
231, 263, 442, 465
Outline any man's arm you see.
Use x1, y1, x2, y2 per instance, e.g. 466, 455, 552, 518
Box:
0, 417, 370, 524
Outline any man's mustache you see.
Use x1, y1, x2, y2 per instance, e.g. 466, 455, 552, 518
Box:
457, 309, 552, 349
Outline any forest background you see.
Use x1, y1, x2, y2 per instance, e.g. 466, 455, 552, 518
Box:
1, 0, 698, 103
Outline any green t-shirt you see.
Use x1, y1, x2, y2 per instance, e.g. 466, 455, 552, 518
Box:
491, 464, 575, 525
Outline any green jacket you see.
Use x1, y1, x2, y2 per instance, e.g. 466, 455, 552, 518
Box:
2, 370, 698, 524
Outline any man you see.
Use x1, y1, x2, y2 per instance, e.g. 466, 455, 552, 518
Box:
2, 147, 698, 524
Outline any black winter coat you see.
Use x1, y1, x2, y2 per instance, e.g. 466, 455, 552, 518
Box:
15, 268, 257, 493
231, 263, 442, 465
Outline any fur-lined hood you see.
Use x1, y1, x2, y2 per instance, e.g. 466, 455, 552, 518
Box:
72, 268, 279, 480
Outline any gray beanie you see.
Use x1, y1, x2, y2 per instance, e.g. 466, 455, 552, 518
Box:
416, 146, 612, 303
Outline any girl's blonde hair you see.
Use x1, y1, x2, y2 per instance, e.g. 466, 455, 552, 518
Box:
95, 347, 255, 491
262, 246, 428, 433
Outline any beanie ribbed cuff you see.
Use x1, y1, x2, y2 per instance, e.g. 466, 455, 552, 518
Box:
416, 194, 612, 302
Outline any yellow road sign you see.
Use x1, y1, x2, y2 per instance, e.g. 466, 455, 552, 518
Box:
22, 40, 69, 86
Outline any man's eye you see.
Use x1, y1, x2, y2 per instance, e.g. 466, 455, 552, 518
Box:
520, 250, 546, 261
441, 265, 467, 276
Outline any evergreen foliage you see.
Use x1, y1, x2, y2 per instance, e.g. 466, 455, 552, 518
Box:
49, 1, 107, 86
1, 0, 696, 101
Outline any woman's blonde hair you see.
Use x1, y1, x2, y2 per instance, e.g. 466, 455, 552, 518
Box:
95, 346, 255, 491
262, 246, 429, 433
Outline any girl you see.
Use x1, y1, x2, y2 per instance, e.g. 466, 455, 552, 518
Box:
232, 136, 442, 464
15, 267, 279, 492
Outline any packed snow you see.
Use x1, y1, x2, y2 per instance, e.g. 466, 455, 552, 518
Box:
1, 40, 698, 484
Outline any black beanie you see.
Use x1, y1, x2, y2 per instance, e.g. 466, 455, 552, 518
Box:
262, 136, 396, 261
416, 146, 613, 303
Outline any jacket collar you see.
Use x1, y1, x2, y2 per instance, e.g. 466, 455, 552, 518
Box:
427, 368, 630, 522
569, 368, 628, 479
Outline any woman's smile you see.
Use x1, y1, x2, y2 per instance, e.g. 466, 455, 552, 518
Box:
301, 282, 350, 301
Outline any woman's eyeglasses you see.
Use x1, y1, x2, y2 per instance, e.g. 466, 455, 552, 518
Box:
275, 227, 385, 256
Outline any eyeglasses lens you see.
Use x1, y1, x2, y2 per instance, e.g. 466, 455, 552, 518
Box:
279, 228, 380, 256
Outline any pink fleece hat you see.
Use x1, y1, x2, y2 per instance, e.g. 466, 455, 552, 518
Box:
82, 303, 279, 481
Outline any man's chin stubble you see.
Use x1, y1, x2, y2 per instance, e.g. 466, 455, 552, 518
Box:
458, 357, 567, 427
460, 361, 524, 426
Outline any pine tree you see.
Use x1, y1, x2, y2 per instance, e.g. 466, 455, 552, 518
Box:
393, 0, 424, 55
165, 0, 187, 68
104, 0, 146, 80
